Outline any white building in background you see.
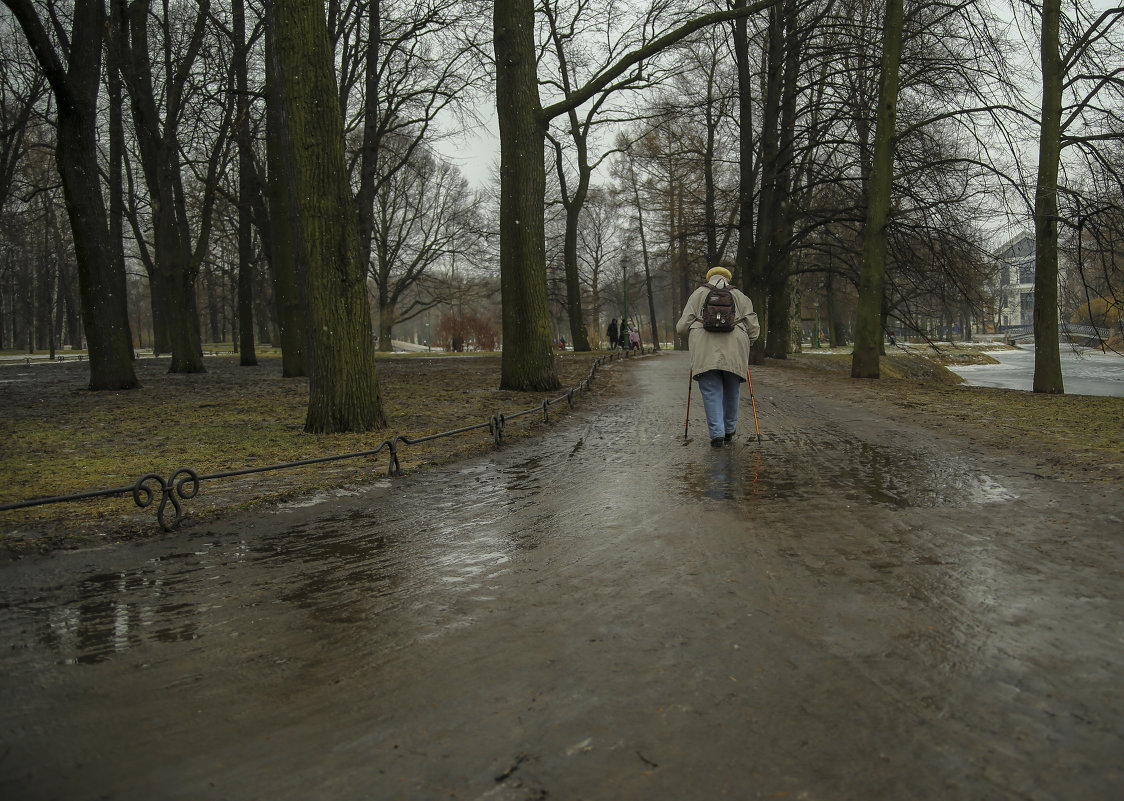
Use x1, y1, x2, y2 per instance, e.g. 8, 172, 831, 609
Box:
996, 232, 1036, 327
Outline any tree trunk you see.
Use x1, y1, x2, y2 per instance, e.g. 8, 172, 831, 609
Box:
750, 5, 783, 363
733, 0, 762, 361
149, 283, 171, 355
702, 77, 719, 269
4, 0, 138, 390
670, 179, 688, 351
234, 0, 257, 367
263, 10, 307, 377
58, 256, 82, 347
560, 151, 592, 352
493, 0, 559, 390
270, 0, 386, 432
107, 0, 129, 355
1032, 0, 1064, 394
630, 162, 660, 350
377, 299, 395, 352
764, 0, 799, 360
851, 0, 903, 379
36, 197, 53, 352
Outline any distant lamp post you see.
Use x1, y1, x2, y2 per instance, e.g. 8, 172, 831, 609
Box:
427, 315, 431, 352
813, 300, 821, 349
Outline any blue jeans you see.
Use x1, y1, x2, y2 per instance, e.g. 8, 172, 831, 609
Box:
696, 369, 741, 441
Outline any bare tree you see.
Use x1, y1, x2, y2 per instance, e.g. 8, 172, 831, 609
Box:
3, 0, 139, 389
116, 0, 236, 374
369, 143, 481, 349
1026, 0, 1123, 392
539, 0, 671, 352
343, 0, 484, 330
492, 0, 781, 390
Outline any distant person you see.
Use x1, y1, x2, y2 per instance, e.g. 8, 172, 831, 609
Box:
629, 327, 641, 351
618, 324, 629, 350
607, 318, 619, 350
676, 266, 760, 447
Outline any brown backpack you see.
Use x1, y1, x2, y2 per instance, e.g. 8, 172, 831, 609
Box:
701, 285, 737, 332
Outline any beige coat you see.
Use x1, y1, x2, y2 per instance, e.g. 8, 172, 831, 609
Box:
675, 277, 760, 380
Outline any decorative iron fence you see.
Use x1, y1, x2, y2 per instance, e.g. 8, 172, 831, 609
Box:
1, 348, 655, 531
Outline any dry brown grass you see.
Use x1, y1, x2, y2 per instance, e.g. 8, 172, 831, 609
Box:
783, 351, 1124, 482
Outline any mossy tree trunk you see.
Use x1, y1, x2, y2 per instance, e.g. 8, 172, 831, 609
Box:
270, 0, 386, 432
851, 0, 902, 379
494, 0, 559, 390
263, 14, 306, 378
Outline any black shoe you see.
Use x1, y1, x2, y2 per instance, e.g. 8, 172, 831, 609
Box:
710, 437, 724, 448
724, 432, 735, 441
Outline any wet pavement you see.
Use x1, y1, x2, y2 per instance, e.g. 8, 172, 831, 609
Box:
2, 353, 1123, 800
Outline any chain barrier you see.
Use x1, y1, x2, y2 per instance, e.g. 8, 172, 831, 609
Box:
1, 347, 656, 531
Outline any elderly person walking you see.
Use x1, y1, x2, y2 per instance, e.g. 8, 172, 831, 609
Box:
676, 265, 761, 447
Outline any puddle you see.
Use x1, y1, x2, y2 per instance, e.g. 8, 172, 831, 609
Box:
0, 374, 1017, 670
3, 458, 563, 666
681, 437, 1015, 507
274, 487, 368, 511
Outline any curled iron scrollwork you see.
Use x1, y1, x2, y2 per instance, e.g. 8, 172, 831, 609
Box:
132, 468, 200, 531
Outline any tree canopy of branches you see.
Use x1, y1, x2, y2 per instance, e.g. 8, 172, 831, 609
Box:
2, 0, 1120, 417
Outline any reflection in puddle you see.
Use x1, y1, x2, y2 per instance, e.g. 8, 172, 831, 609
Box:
35, 558, 222, 664
5, 457, 560, 667
836, 438, 1016, 507
681, 437, 1015, 507
273, 486, 373, 511
1, 405, 1017, 670
684, 451, 786, 501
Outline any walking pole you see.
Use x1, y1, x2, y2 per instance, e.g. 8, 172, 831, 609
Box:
746, 364, 762, 442
684, 370, 693, 440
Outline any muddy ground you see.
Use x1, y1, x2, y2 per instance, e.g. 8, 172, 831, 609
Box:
1, 352, 1122, 800
2, 349, 1120, 556
0, 352, 629, 553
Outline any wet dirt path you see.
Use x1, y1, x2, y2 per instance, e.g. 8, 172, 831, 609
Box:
2, 353, 1122, 800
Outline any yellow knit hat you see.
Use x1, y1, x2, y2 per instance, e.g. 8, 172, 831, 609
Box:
706, 266, 732, 282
